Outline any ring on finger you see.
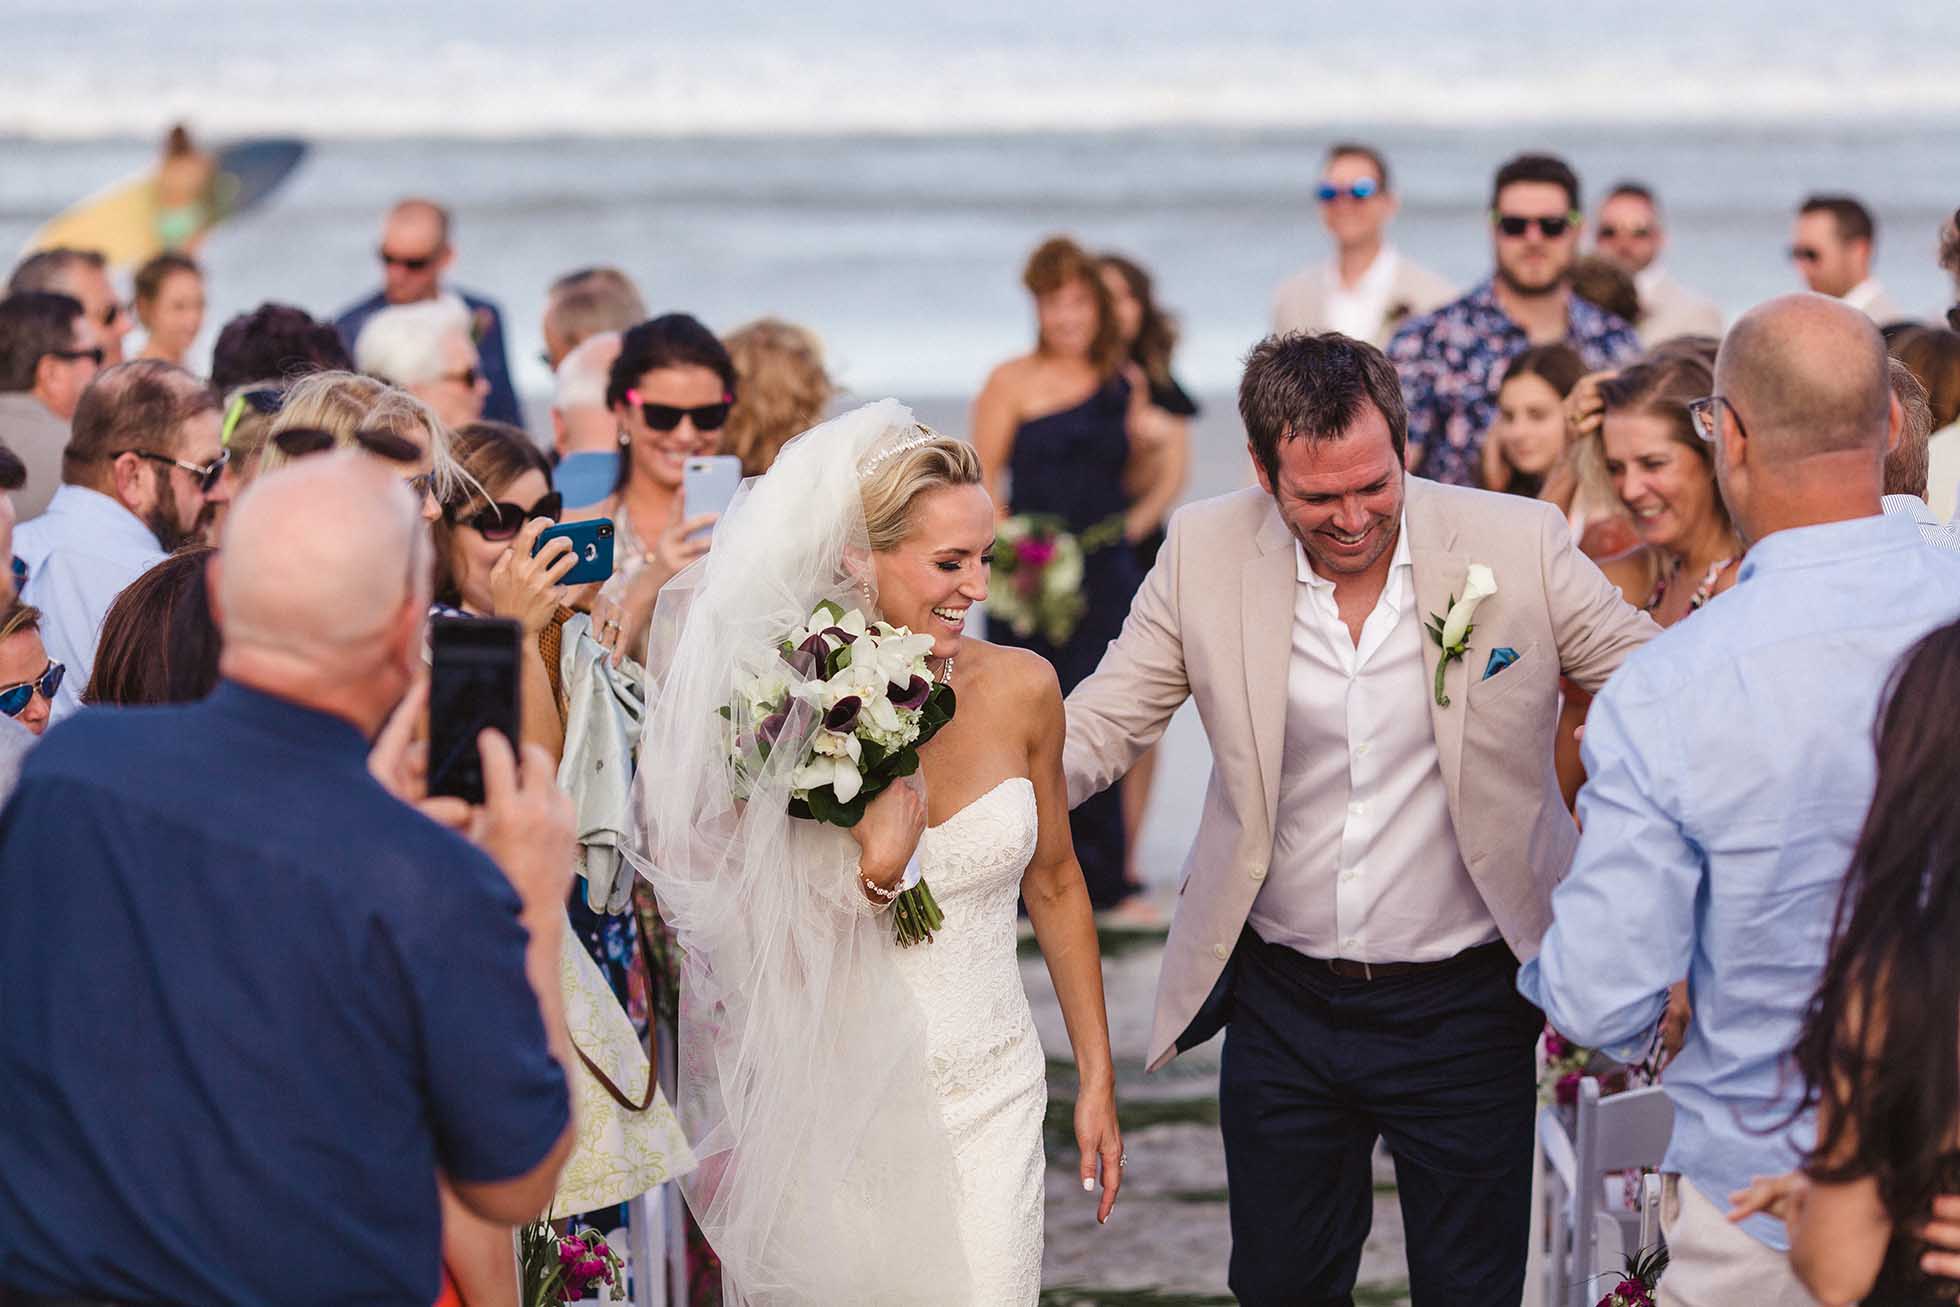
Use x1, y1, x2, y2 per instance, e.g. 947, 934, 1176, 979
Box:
1118, 1153, 1128, 1168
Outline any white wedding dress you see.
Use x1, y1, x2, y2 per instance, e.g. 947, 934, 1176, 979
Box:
891, 775, 1048, 1304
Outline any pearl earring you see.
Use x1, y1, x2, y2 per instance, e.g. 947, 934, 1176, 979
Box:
618, 430, 630, 447
861, 581, 874, 607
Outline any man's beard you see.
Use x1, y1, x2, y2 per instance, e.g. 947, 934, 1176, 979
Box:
1495, 259, 1569, 299
143, 474, 205, 551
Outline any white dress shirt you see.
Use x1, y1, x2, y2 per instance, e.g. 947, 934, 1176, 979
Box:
14, 485, 166, 720
1842, 278, 1904, 323
1251, 518, 1500, 963
1322, 247, 1403, 344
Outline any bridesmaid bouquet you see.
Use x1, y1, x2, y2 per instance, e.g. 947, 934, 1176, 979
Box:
722, 599, 958, 945
988, 513, 1089, 644
516, 1222, 624, 1304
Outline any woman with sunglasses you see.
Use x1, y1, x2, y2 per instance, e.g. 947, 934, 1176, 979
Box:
432, 419, 681, 1306
259, 371, 458, 522
431, 421, 577, 762
0, 600, 61, 737
570, 313, 734, 662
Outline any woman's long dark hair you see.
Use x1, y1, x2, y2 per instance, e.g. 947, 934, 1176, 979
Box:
1100, 252, 1180, 390
1793, 618, 1960, 1219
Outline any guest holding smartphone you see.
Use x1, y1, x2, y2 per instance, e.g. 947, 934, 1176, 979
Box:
572, 314, 734, 663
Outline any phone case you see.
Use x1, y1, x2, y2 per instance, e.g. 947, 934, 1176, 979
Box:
533, 519, 616, 586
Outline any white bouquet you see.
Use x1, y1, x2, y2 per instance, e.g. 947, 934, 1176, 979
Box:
722, 600, 956, 944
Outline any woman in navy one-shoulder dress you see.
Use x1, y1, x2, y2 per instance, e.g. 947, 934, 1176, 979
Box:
973, 235, 1156, 913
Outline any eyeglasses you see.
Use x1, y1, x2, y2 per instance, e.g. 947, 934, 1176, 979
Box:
450, 490, 563, 541
1597, 225, 1653, 241
625, 390, 732, 433
1316, 178, 1380, 203
1686, 395, 1745, 444
1789, 245, 1823, 263
121, 447, 229, 493
1494, 212, 1580, 239
99, 302, 124, 328
46, 346, 104, 366
438, 367, 480, 389
379, 248, 440, 272
0, 660, 63, 718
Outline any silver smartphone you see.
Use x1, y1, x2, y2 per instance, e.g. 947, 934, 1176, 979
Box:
682, 455, 743, 539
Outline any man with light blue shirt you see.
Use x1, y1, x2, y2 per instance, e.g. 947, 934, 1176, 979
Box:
1519, 293, 1960, 1307
13, 360, 228, 718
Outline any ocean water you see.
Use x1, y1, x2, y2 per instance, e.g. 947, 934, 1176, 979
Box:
1, 0, 1956, 402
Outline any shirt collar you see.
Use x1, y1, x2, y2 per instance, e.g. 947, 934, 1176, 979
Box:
1842, 279, 1884, 312
1295, 512, 1413, 590
1882, 493, 1939, 527
1736, 512, 1917, 583
204, 679, 373, 764
1327, 245, 1400, 297
40, 484, 165, 555
1465, 276, 1629, 342
1634, 264, 1667, 297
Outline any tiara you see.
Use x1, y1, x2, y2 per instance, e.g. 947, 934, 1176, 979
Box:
857, 426, 941, 480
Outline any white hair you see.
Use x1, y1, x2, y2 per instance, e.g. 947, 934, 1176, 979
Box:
354, 296, 471, 388
553, 330, 620, 412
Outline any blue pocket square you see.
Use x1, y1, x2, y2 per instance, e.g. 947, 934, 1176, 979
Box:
1483, 647, 1520, 680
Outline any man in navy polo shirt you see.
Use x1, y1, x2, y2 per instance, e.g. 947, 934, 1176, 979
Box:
0, 453, 574, 1305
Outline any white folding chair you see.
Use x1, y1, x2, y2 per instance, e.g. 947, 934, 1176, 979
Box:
1538, 1077, 1675, 1307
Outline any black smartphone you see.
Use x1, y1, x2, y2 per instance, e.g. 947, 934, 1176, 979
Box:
427, 616, 522, 804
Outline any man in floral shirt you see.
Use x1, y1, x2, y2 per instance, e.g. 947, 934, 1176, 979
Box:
1387, 153, 1640, 487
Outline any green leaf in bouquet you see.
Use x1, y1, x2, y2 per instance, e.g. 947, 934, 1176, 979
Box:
717, 704, 732, 720
860, 738, 888, 769
812, 599, 845, 625
888, 749, 921, 778
827, 642, 853, 676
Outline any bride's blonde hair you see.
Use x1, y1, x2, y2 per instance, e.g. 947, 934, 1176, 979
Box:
859, 428, 983, 552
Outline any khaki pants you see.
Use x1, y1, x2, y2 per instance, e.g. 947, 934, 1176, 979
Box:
1656, 1173, 1819, 1307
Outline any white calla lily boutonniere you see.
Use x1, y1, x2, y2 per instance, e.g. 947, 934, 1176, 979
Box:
1424, 563, 1497, 707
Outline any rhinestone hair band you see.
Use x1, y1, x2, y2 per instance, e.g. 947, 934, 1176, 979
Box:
856, 427, 941, 481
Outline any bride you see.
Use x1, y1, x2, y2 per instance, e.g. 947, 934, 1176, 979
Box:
636, 399, 1123, 1305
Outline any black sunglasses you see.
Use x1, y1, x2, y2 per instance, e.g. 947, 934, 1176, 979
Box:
1947, 304, 1960, 331
451, 491, 563, 541
46, 346, 104, 366
1596, 225, 1652, 241
438, 367, 480, 389
272, 426, 423, 464
1789, 245, 1823, 263
121, 448, 228, 493
1494, 212, 1578, 239
637, 401, 730, 433
379, 247, 439, 272
0, 660, 62, 718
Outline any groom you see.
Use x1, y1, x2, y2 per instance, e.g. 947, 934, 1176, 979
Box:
1063, 331, 1657, 1304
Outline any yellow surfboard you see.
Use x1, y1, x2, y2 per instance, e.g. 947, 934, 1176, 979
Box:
23, 139, 307, 269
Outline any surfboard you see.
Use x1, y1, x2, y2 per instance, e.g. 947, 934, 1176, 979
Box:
22, 138, 309, 268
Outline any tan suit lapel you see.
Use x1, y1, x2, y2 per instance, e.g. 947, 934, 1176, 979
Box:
1404, 480, 1468, 800
1242, 503, 1295, 837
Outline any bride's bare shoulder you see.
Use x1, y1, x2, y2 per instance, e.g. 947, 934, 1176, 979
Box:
958, 640, 1062, 721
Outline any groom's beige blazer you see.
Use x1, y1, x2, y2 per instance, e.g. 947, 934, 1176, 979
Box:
1064, 476, 1659, 1070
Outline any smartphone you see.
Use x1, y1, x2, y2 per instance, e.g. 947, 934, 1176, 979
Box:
427, 616, 522, 804
683, 455, 743, 539
532, 518, 615, 586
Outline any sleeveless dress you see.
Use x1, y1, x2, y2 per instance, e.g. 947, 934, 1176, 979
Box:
890, 776, 1047, 1304
999, 383, 1142, 908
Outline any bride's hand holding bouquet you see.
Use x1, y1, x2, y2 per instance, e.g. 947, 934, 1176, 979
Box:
850, 774, 927, 903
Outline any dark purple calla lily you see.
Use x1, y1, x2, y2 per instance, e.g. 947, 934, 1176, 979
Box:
784, 648, 820, 680
823, 696, 862, 733
797, 632, 830, 661
820, 625, 857, 645
756, 709, 789, 745
888, 676, 930, 711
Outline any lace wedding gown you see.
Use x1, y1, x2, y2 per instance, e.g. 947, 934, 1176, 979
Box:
890, 775, 1048, 1304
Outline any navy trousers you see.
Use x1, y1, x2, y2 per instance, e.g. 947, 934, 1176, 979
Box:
1218, 930, 1542, 1306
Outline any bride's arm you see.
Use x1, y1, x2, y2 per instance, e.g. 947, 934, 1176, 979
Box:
1016, 654, 1123, 1225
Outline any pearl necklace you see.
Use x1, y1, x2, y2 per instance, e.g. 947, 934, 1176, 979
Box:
934, 656, 955, 685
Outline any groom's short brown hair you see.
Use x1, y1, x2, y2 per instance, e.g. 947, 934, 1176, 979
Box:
1239, 331, 1408, 485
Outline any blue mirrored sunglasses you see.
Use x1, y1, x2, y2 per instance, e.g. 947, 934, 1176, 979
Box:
0, 660, 62, 717
1316, 178, 1380, 202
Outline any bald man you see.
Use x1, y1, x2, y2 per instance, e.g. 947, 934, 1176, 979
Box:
1521, 294, 1960, 1307
334, 197, 522, 427
0, 453, 578, 1306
